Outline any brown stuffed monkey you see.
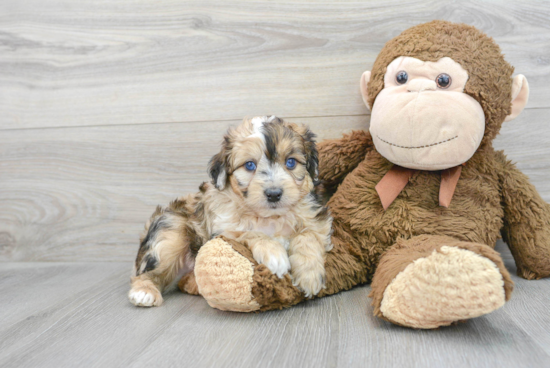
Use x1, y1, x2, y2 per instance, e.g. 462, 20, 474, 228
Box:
184, 20, 550, 329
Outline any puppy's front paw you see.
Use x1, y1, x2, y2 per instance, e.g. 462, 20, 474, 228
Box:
289, 254, 326, 298
251, 240, 291, 278
292, 270, 325, 298
128, 286, 163, 307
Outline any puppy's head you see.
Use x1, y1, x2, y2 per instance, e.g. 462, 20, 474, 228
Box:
208, 116, 318, 217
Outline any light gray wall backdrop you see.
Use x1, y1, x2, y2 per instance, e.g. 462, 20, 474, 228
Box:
1, 0, 549, 262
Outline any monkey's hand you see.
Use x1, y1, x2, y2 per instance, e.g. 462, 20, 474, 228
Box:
499, 155, 550, 279
318, 130, 373, 197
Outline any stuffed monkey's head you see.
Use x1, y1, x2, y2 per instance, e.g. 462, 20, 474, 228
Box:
360, 21, 529, 170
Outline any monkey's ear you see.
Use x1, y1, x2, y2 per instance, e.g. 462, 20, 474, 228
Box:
360, 71, 372, 112
208, 152, 227, 190
505, 74, 529, 122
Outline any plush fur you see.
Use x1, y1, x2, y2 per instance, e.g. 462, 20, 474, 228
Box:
186, 21, 550, 329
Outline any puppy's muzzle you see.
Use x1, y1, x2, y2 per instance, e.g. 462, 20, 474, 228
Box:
265, 188, 283, 203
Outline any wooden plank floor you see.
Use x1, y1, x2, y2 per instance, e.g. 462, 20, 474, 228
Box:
1, 0, 550, 367
0, 242, 549, 368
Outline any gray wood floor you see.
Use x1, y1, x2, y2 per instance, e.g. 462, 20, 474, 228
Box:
1, 242, 549, 368
1, 1, 550, 367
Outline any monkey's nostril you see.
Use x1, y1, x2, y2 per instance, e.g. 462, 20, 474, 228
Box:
265, 188, 283, 203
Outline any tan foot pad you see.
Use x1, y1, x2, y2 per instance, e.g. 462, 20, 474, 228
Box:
195, 238, 260, 312
380, 246, 506, 329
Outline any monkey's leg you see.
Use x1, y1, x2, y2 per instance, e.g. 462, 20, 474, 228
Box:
369, 235, 514, 329
193, 221, 369, 312
129, 206, 196, 307
193, 236, 300, 312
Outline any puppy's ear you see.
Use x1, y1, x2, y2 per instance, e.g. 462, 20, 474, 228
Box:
208, 151, 228, 190
301, 126, 319, 181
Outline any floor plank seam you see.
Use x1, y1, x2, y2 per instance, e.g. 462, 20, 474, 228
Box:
2, 107, 548, 132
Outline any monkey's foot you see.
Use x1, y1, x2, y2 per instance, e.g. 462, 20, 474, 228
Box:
369, 235, 513, 329
194, 237, 304, 312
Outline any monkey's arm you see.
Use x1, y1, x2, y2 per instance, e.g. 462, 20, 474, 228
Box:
318, 130, 374, 196
499, 155, 550, 279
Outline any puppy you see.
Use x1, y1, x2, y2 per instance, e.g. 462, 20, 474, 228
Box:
128, 116, 332, 307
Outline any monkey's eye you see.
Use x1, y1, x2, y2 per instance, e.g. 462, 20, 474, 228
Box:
244, 161, 256, 171
436, 73, 452, 89
286, 158, 296, 169
396, 71, 408, 84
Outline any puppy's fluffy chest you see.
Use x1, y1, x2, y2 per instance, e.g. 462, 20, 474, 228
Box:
206, 188, 299, 240
212, 198, 297, 239
235, 215, 296, 240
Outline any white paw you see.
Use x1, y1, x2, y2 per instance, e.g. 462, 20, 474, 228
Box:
292, 270, 325, 298
128, 288, 163, 307
252, 242, 291, 278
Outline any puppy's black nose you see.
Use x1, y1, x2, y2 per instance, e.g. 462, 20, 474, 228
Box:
265, 188, 283, 203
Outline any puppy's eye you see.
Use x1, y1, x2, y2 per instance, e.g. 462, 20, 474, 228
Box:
396, 71, 408, 84
286, 158, 296, 169
436, 73, 451, 89
244, 161, 256, 171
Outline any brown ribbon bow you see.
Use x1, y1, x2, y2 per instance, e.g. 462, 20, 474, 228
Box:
375, 164, 463, 210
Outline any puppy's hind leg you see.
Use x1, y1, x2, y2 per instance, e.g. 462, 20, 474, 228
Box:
129, 200, 201, 307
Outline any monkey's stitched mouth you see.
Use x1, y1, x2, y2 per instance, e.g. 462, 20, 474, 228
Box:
376, 135, 458, 149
